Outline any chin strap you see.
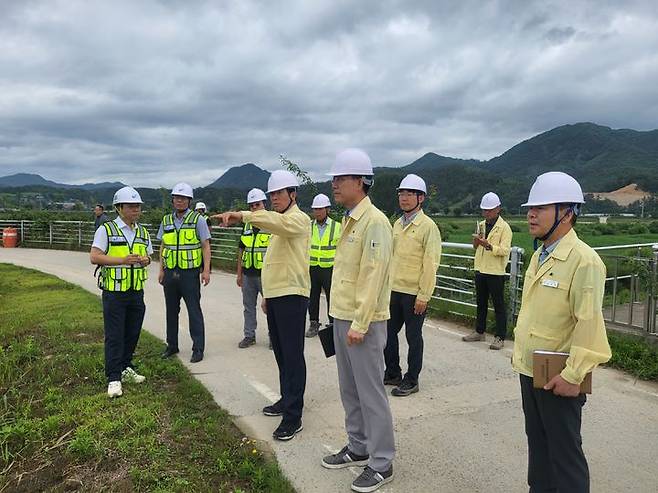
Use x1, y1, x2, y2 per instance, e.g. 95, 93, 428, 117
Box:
533, 204, 580, 250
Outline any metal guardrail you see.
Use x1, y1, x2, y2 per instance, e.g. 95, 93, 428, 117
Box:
1, 219, 656, 335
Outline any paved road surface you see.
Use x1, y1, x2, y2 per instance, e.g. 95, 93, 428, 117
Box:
2, 248, 657, 492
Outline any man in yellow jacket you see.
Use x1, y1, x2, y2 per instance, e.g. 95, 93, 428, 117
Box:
514, 171, 611, 493
214, 170, 310, 442
384, 174, 441, 397
320, 149, 395, 493
462, 192, 513, 349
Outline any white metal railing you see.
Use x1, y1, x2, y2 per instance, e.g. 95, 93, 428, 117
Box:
1, 219, 656, 334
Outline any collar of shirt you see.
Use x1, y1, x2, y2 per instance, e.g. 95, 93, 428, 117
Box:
401, 210, 420, 228
173, 208, 191, 228
114, 216, 135, 233
345, 196, 372, 222
539, 238, 561, 265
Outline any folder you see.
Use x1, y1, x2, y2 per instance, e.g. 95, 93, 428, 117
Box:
318, 325, 335, 358
533, 350, 592, 394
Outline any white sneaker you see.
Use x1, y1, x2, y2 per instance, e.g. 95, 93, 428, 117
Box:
107, 381, 123, 398
121, 367, 146, 384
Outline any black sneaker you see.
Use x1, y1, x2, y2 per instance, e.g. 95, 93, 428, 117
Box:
161, 347, 179, 359
238, 337, 256, 349
351, 465, 394, 492
383, 374, 402, 386
190, 351, 203, 363
391, 380, 419, 397
272, 421, 303, 441
321, 445, 369, 469
305, 321, 320, 338
262, 402, 283, 417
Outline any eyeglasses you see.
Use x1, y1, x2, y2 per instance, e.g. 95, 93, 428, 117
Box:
397, 191, 417, 198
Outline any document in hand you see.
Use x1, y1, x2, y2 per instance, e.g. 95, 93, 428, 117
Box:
533, 350, 592, 394
318, 325, 335, 358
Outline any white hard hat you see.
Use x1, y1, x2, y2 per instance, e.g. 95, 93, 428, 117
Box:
327, 148, 374, 177
311, 193, 331, 208
266, 170, 299, 193
195, 202, 207, 211
397, 174, 427, 194
112, 186, 143, 205
522, 172, 585, 207
247, 188, 267, 204
171, 182, 194, 198
480, 192, 501, 210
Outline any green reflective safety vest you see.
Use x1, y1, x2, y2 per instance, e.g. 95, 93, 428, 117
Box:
161, 211, 203, 269
240, 222, 271, 270
309, 217, 341, 268
99, 221, 150, 291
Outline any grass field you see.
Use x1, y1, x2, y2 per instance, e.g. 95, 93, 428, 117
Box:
0, 264, 294, 492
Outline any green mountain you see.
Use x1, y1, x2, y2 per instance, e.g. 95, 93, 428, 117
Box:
207, 163, 270, 190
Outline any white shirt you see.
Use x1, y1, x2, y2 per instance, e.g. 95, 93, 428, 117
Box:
92, 217, 154, 255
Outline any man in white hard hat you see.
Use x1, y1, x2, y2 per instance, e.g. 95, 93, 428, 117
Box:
90, 186, 153, 398
320, 148, 395, 493
306, 193, 342, 338
195, 201, 212, 229
214, 170, 310, 441
462, 192, 513, 350
235, 188, 271, 348
157, 182, 212, 363
514, 172, 611, 493
384, 174, 441, 397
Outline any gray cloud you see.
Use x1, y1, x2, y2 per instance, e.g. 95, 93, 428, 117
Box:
1, 0, 657, 187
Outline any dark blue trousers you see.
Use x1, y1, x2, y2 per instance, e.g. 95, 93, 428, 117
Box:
520, 374, 589, 493
163, 268, 205, 354
266, 295, 308, 426
102, 290, 145, 382
384, 291, 426, 384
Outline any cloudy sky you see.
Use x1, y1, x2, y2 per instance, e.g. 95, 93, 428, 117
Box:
1, 0, 657, 187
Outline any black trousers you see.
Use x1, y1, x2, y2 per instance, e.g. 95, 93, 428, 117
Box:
475, 272, 508, 339
384, 291, 426, 384
163, 268, 205, 353
102, 290, 145, 383
309, 265, 333, 324
520, 374, 589, 493
267, 295, 308, 426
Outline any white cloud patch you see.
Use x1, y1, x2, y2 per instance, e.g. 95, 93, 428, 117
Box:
1, 0, 657, 186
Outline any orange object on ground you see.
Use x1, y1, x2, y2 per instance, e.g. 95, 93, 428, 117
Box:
2, 227, 19, 248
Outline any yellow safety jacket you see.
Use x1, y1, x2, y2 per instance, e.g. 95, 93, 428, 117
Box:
329, 196, 392, 334
99, 220, 150, 291
390, 210, 442, 302
161, 211, 203, 269
309, 217, 341, 268
474, 216, 513, 275
240, 222, 271, 270
512, 229, 612, 384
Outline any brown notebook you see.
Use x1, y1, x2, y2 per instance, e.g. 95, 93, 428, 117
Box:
533, 351, 592, 394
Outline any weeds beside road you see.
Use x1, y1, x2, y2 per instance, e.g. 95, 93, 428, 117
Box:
0, 264, 294, 492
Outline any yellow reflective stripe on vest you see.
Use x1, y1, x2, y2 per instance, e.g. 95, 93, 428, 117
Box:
100, 222, 149, 291
240, 222, 270, 270
309, 218, 339, 268
161, 211, 203, 269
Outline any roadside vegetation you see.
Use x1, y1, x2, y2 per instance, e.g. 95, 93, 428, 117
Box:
0, 264, 294, 492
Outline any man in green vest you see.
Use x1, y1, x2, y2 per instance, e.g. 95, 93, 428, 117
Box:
237, 188, 271, 348
90, 186, 153, 398
306, 193, 341, 338
158, 182, 212, 363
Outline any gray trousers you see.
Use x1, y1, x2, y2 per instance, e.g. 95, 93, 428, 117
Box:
334, 319, 396, 472
241, 274, 262, 338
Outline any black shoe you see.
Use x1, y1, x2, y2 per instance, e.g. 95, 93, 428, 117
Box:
383, 374, 402, 386
161, 347, 179, 359
238, 337, 256, 349
321, 445, 369, 469
305, 321, 320, 338
391, 380, 419, 397
351, 465, 394, 492
190, 351, 203, 363
262, 402, 283, 417
272, 421, 303, 441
